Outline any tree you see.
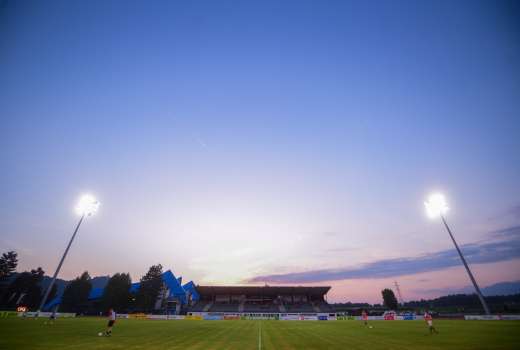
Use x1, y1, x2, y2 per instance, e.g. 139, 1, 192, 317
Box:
25, 268, 45, 308
61, 272, 92, 313
0, 251, 19, 299
101, 273, 132, 312
0, 251, 18, 278
382, 288, 399, 310
1, 267, 45, 309
135, 264, 163, 312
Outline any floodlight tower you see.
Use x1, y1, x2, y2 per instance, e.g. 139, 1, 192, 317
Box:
424, 193, 490, 315
394, 281, 404, 305
37, 194, 100, 313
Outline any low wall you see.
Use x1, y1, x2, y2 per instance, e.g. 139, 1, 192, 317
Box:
147, 315, 186, 320
17, 312, 76, 318
8, 311, 517, 321
465, 315, 520, 320
185, 312, 419, 321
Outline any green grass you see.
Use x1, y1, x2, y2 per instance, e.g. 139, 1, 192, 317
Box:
0, 317, 519, 349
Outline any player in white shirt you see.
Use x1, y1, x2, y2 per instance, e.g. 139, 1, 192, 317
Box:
104, 308, 116, 336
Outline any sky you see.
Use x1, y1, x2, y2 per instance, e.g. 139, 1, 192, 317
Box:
1, 0, 519, 303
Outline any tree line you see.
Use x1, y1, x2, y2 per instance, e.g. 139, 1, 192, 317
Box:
0, 250, 168, 313
333, 288, 520, 314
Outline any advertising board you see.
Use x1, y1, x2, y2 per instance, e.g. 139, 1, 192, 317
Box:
203, 315, 223, 320
224, 315, 241, 320
185, 315, 203, 320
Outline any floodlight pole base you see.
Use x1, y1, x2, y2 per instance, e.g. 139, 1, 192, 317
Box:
441, 215, 491, 315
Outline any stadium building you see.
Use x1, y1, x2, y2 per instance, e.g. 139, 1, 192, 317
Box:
189, 286, 333, 314
45, 270, 200, 314
44, 269, 333, 315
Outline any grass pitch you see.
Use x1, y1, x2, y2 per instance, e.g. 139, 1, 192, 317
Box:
0, 317, 519, 350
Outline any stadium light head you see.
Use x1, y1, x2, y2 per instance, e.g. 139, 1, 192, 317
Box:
424, 193, 449, 219
75, 194, 100, 216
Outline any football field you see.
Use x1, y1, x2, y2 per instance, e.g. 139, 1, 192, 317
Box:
1, 318, 519, 350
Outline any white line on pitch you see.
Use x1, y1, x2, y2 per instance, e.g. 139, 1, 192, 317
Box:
258, 320, 262, 350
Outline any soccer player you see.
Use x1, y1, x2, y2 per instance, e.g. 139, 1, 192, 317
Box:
44, 310, 56, 325
104, 308, 117, 336
424, 311, 438, 334
361, 310, 369, 327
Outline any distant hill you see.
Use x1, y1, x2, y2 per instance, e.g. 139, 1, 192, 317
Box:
395, 281, 520, 313
447, 281, 520, 296
479, 281, 520, 296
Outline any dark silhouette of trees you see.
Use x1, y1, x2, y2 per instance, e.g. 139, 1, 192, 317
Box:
0, 251, 19, 300
1, 267, 45, 309
61, 271, 92, 313
101, 273, 132, 312
0, 251, 18, 278
382, 288, 399, 310
135, 264, 163, 312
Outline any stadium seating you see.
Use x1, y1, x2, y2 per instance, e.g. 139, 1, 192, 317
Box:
285, 303, 316, 313
242, 302, 279, 313
189, 301, 210, 312
315, 301, 334, 312
209, 302, 239, 312
187, 286, 333, 314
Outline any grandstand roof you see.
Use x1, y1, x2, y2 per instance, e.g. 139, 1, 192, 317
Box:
183, 281, 200, 300
43, 269, 198, 311
196, 286, 331, 296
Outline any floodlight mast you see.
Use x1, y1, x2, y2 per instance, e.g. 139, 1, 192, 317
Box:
37, 195, 99, 314
440, 214, 490, 315
425, 194, 490, 315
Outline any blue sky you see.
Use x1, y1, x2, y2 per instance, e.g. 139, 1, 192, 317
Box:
1, 0, 519, 302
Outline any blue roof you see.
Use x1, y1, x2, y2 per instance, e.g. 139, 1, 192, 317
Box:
130, 282, 140, 294
44, 269, 194, 309
43, 296, 61, 311
182, 281, 200, 302
44, 286, 103, 310
162, 270, 186, 304
88, 287, 104, 300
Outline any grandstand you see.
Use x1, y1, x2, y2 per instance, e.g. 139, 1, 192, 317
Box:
42, 268, 333, 315
188, 286, 333, 314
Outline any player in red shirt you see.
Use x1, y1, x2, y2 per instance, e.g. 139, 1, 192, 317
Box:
361, 310, 370, 327
424, 312, 438, 334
